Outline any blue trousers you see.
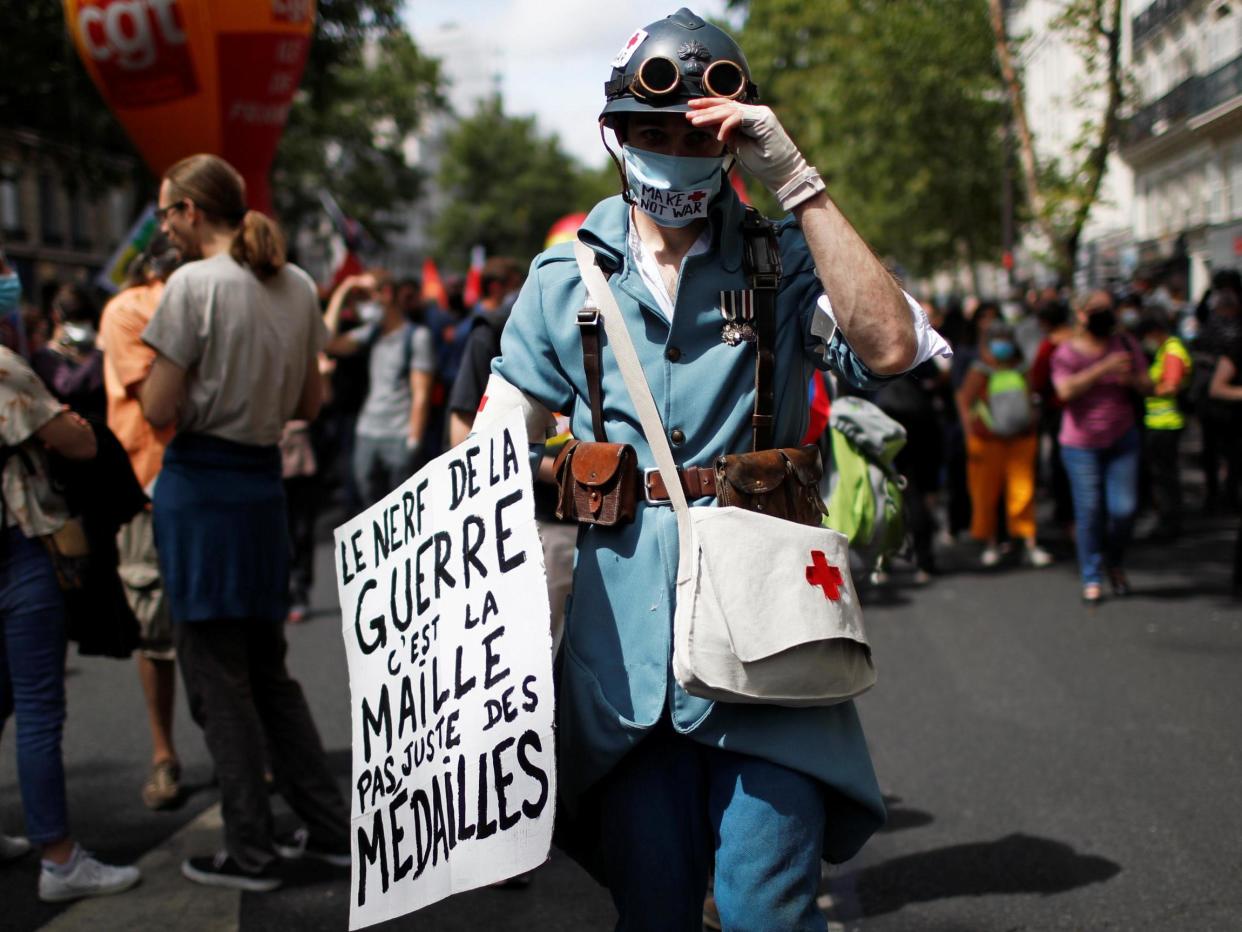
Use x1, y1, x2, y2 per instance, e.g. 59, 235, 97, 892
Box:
352, 434, 418, 509
0, 527, 69, 844
598, 725, 827, 932
1061, 427, 1140, 585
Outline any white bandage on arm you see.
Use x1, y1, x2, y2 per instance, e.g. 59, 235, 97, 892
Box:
471, 372, 557, 443
812, 290, 952, 368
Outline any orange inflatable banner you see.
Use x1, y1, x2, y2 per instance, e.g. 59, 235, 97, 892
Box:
63, 0, 317, 213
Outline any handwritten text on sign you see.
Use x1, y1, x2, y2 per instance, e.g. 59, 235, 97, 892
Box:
334, 411, 555, 929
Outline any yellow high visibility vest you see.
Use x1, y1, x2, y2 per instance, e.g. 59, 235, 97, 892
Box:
1145, 337, 1191, 430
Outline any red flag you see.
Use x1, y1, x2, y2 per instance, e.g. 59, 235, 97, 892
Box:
326, 250, 365, 298
462, 245, 485, 307
422, 257, 448, 309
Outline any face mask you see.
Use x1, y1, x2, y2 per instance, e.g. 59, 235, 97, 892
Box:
1085, 309, 1115, 338
357, 300, 384, 324
0, 272, 20, 314
623, 145, 724, 228
989, 340, 1016, 361
1119, 308, 1140, 329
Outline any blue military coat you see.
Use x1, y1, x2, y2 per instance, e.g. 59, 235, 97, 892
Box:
493, 189, 887, 865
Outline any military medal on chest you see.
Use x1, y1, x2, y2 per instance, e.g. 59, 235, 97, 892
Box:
719, 289, 757, 345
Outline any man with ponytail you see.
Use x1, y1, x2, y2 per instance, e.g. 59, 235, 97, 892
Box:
140, 154, 350, 891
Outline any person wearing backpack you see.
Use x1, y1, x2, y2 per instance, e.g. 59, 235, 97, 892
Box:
956, 321, 1053, 569
324, 270, 435, 508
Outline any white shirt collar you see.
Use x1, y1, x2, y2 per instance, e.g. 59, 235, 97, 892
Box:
626, 218, 711, 320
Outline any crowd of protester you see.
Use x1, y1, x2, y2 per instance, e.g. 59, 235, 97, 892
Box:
0, 153, 558, 901
1, 152, 1240, 903
864, 271, 1242, 604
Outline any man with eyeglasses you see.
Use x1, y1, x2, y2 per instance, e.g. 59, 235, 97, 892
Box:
473, 8, 949, 928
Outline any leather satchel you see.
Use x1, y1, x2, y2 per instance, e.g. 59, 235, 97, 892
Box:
553, 439, 639, 526
715, 445, 827, 528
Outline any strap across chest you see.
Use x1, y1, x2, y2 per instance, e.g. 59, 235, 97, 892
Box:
577, 206, 782, 451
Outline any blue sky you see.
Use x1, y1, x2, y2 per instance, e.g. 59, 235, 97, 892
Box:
404, 1, 733, 166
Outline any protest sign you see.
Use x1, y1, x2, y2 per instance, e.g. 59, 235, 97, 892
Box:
334, 410, 555, 929
95, 204, 156, 294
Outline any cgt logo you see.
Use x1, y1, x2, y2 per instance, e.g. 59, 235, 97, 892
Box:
76, 0, 186, 71
270, 0, 312, 23
74, 0, 198, 107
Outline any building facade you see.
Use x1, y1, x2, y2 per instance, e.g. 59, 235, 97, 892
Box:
1121, 0, 1242, 297
0, 130, 141, 307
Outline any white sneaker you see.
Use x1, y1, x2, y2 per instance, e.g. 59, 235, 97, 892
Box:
1024, 544, 1054, 568
1, 834, 32, 861
38, 848, 141, 903
980, 545, 1002, 568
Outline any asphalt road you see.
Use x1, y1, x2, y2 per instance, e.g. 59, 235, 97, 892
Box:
2, 506, 1239, 931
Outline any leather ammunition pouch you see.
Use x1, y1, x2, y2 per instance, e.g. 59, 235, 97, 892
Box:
553, 439, 639, 526
566, 206, 796, 530
715, 445, 826, 528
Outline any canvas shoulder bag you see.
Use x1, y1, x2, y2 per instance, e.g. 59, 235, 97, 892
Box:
572, 241, 875, 707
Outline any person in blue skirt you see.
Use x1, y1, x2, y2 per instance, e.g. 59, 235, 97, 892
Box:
140, 154, 350, 892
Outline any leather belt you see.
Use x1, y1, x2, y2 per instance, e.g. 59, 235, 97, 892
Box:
642, 465, 718, 504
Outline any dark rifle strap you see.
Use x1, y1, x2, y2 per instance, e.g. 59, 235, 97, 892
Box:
578, 306, 608, 443
740, 206, 782, 451
574, 208, 781, 449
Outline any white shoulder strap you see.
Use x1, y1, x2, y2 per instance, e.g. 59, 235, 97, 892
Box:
572, 241, 691, 517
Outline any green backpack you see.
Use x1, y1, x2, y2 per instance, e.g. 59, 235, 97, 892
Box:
976, 367, 1033, 437
822, 396, 907, 567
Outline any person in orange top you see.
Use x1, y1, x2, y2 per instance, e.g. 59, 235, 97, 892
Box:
97, 232, 182, 810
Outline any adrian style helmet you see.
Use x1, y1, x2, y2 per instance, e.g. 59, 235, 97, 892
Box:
601, 7, 759, 127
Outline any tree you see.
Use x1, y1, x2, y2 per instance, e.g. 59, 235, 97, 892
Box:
433, 96, 610, 268
735, 0, 1008, 277
988, 0, 1124, 280
0, 2, 441, 237
0, 2, 140, 185
272, 0, 443, 238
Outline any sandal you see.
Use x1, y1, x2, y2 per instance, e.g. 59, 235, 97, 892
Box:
1081, 583, 1103, 605
141, 759, 182, 810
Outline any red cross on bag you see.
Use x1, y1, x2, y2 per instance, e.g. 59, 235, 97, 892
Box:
805, 550, 843, 600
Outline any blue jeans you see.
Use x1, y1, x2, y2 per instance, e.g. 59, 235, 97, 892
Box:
0, 527, 69, 844
352, 434, 417, 509
598, 726, 827, 932
1061, 427, 1140, 585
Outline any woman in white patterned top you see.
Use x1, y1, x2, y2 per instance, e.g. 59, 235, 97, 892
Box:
0, 343, 142, 901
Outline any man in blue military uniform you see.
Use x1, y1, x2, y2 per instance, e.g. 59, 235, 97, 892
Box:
473, 9, 949, 930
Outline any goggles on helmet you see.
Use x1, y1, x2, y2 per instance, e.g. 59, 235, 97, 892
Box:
619, 55, 751, 103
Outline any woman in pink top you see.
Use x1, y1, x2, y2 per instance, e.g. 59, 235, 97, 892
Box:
1051, 291, 1152, 603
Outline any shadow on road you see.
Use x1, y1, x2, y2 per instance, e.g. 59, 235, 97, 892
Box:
877, 795, 934, 834
845, 832, 1121, 918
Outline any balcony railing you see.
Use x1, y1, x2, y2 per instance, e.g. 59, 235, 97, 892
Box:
1123, 53, 1242, 146
1200, 53, 1242, 115
1131, 0, 1192, 50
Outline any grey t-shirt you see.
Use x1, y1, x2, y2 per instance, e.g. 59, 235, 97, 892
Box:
351, 321, 435, 439
142, 253, 326, 447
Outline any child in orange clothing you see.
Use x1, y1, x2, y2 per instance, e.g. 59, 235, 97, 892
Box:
957, 322, 1053, 568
